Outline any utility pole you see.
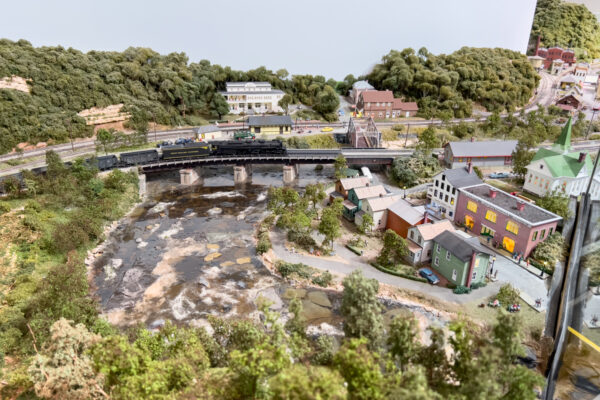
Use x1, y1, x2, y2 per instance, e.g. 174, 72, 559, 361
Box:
404, 123, 410, 147
585, 109, 598, 139
65, 118, 74, 152
152, 111, 157, 143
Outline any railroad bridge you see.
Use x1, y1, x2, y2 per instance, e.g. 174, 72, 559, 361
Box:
139, 149, 412, 185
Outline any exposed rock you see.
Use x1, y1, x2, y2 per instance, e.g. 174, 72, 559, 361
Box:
205, 252, 222, 262
306, 322, 344, 337
220, 261, 235, 267
207, 243, 220, 251
257, 287, 283, 310
207, 207, 223, 215
236, 281, 246, 289
135, 238, 142, 243
283, 288, 307, 300
301, 300, 332, 321
149, 319, 165, 330
236, 257, 251, 264
104, 258, 123, 280
307, 291, 332, 308
120, 268, 145, 297
197, 277, 210, 288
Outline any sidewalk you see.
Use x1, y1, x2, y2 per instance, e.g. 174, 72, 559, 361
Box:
478, 237, 548, 281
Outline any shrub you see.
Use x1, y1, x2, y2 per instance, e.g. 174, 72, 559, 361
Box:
287, 230, 317, 250
22, 214, 42, 232
311, 271, 333, 287
256, 233, 271, 255
314, 164, 324, 171
52, 223, 90, 253
276, 261, 312, 279
311, 335, 335, 366
496, 283, 520, 304
453, 285, 471, 294
0, 202, 10, 214
24, 200, 42, 214
470, 281, 487, 290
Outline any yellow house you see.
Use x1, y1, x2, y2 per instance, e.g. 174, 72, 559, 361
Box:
248, 115, 292, 135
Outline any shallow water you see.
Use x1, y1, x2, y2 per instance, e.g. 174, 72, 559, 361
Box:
91, 164, 447, 336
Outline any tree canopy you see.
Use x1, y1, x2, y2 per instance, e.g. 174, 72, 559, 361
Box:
366, 47, 539, 118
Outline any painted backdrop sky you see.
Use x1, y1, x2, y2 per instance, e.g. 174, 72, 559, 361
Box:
2, 0, 537, 79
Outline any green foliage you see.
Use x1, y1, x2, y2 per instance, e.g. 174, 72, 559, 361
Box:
530, 0, 600, 59
496, 284, 520, 305
533, 232, 565, 267
318, 205, 341, 250
311, 270, 333, 287
473, 166, 483, 179
311, 335, 336, 366
453, 285, 471, 294
367, 47, 538, 117
269, 365, 347, 400
358, 213, 374, 234
377, 229, 409, 267
341, 271, 384, 347
276, 261, 312, 279
416, 126, 440, 154
392, 151, 441, 187
536, 189, 571, 220
334, 154, 347, 179
470, 281, 487, 289
0, 201, 10, 214
387, 314, 421, 370
334, 338, 385, 400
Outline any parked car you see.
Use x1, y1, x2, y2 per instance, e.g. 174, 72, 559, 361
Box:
418, 268, 440, 285
489, 172, 510, 179
593, 105, 600, 112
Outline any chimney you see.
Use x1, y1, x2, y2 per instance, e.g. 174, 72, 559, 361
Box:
579, 152, 586, 163
489, 188, 497, 199
516, 201, 525, 212
423, 210, 429, 224
467, 162, 473, 175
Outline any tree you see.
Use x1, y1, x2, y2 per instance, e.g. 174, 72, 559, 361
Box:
334, 154, 347, 178
28, 318, 106, 400
340, 270, 384, 347
269, 365, 347, 400
318, 206, 341, 250
377, 229, 409, 268
511, 139, 535, 180
387, 314, 421, 370
583, 250, 600, 293
417, 327, 450, 390
334, 338, 385, 400
278, 94, 293, 115
96, 128, 114, 155
536, 189, 571, 220
276, 68, 289, 80
473, 166, 483, 179
209, 93, 230, 119
304, 183, 326, 210
416, 126, 440, 155
313, 85, 340, 116
358, 213, 374, 234
533, 232, 565, 266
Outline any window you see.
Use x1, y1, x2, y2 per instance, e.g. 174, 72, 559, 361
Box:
442, 175, 445, 181
472, 271, 477, 280
467, 201, 478, 213
427, 250, 431, 257
449, 211, 453, 217
452, 188, 456, 195
434, 257, 439, 266
450, 198, 455, 205
435, 180, 439, 187
410, 231, 414, 240
436, 244, 440, 253
541, 229, 546, 239
532, 231, 538, 241
452, 269, 457, 281
445, 195, 449, 202
434, 190, 438, 196
446, 250, 451, 260
506, 220, 519, 235
549, 227, 554, 235
485, 210, 497, 223
440, 183, 445, 191
418, 237, 423, 245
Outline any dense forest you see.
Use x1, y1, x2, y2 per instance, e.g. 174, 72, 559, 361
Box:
366, 47, 539, 118
0, 39, 340, 154
0, 157, 543, 398
529, 0, 600, 59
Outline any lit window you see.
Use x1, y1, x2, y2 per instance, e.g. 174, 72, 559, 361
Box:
506, 220, 519, 235
450, 198, 455, 205
485, 210, 497, 223
446, 251, 451, 260
467, 201, 478, 213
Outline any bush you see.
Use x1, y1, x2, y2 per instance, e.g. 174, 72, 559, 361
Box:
311, 336, 335, 366
256, 233, 271, 255
52, 223, 90, 253
287, 230, 317, 250
381, 129, 399, 142
314, 164, 324, 171
346, 244, 363, 256
370, 263, 428, 283
24, 200, 42, 214
470, 281, 487, 290
453, 285, 471, 294
496, 283, 520, 304
22, 214, 42, 232
0, 202, 10, 214
311, 271, 333, 287
276, 261, 312, 279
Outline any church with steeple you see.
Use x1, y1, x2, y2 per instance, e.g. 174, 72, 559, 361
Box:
523, 117, 598, 198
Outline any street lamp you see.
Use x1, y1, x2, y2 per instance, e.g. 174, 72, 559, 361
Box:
403, 186, 406, 199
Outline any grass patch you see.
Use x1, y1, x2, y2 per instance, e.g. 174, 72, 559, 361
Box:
462, 300, 546, 334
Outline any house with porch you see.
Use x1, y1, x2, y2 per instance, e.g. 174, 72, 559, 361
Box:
385, 199, 427, 238
329, 176, 372, 203
405, 220, 455, 265
343, 185, 387, 221
454, 183, 562, 258
431, 230, 493, 288
355, 194, 402, 231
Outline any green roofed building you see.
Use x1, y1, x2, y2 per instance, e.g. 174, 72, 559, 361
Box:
523, 117, 598, 198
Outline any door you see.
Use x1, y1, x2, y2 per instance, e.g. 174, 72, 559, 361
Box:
502, 236, 515, 253
280, 126, 283, 134
465, 215, 474, 230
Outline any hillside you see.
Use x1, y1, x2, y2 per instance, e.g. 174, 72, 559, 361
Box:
366, 47, 539, 118
529, 0, 600, 59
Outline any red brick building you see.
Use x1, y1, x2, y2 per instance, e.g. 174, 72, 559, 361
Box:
357, 90, 419, 119
536, 46, 576, 69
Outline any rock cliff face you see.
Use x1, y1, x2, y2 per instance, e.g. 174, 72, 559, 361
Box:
0, 76, 30, 93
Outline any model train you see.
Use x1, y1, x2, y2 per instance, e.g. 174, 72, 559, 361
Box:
0, 140, 287, 193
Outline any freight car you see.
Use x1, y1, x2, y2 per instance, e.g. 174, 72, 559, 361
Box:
119, 149, 160, 166
211, 140, 286, 156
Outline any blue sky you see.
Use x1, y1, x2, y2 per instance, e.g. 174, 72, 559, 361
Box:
2, 0, 537, 79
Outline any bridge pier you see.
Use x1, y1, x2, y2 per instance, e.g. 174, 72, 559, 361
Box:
138, 173, 147, 197
234, 164, 252, 184
282, 164, 298, 184
180, 168, 202, 185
